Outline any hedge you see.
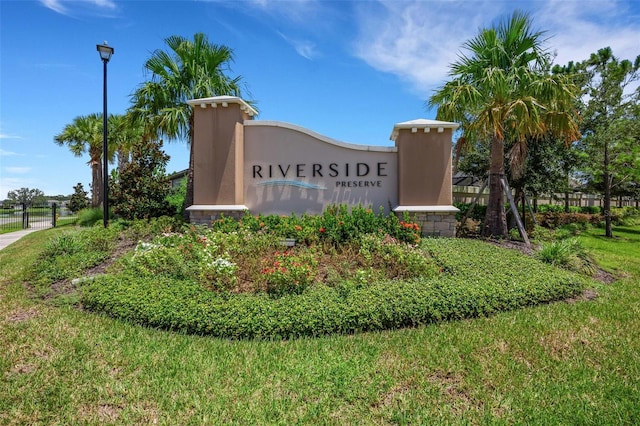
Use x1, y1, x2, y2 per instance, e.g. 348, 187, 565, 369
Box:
80, 239, 589, 339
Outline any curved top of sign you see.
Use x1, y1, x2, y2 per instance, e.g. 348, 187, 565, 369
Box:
390, 119, 460, 141
244, 120, 397, 153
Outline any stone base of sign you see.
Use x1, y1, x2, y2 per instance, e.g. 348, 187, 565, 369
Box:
187, 205, 248, 226
393, 206, 459, 237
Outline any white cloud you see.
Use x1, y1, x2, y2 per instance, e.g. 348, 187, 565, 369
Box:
40, 0, 117, 17
0, 133, 22, 140
278, 32, 319, 60
40, 0, 67, 15
6, 167, 31, 174
534, 0, 640, 67
352, 1, 511, 95
351, 0, 640, 96
0, 149, 20, 157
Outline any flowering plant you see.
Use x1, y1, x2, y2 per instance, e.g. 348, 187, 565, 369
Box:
201, 253, 238, 291
261, 250, 318, 296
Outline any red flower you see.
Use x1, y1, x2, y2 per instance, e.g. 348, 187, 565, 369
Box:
319, 227, 326, 233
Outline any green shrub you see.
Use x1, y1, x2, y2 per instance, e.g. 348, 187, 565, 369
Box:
612, 207, 640, 226
28, 225, 120, 293
43, 232, 83, 257
77, 208, 104, 227
80, 239, 588, 339
110, 138, 173, 220
260, 249, 318, 296
117, 216, 184, 241
536, 238, 596, 275
581, 206, 602, 214
535, 212, 602, 229
537, 204, 565, 213
165, 178, 187, 217
213, 206, 422, 246
357, 234, 439, 280
454, 202, 487, 221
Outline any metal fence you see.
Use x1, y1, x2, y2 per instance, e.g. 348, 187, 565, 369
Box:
0, 203, 68, 232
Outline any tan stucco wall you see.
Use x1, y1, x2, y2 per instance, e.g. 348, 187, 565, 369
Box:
244, 122, 398, 215
395, 129, 454, 206
192, 104, 250, 205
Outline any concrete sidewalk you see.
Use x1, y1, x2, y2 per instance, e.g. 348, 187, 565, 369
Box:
0, 228, 49, 251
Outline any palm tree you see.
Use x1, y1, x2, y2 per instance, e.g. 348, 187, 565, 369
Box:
55, 113, 136, 208
54, 113, 109, 207
129, 33, 248, 215
109, 112, 144, 174
429, 11, 580, 237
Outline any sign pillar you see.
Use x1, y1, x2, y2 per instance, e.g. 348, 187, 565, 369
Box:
391, 120, 460, 237
187, 96, 257, 224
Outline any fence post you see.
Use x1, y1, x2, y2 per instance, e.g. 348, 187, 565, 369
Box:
52, 203, 57, 227
22, 203, 28, 229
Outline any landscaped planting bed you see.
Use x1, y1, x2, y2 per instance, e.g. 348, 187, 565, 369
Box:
30, 208, 590, 339
80, 237, 586, 338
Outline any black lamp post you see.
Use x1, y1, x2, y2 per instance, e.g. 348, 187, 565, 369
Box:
97, 41, 114, 227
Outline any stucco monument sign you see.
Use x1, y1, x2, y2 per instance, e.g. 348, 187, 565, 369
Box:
186, 96, 460, 237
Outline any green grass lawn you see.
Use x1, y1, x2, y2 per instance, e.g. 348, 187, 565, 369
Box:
1, 225, 639, 424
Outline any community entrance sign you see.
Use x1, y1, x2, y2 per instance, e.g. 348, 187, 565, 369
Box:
186, 96, 460, 237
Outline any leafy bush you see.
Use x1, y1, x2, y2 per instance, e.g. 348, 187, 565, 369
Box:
454, 202, 487, 221
536, 238, 596, 275
356, 234, 439, 280
537, 204, 566, 213
68, 182, 90, 213
28, 225, 120, 292
260, 249, 318, 296
535, 212, 602, 229
612, 207, 640, 226
165, 177, 187, 217
77, 207, 104, 227
212, 205, 421, 246
79, 238, 588, 339
116, 216, 184, 241
110, 139, 173, 220
580, 206, 602, 214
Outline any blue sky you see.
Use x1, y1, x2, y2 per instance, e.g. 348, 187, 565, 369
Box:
1, 0, 639, 198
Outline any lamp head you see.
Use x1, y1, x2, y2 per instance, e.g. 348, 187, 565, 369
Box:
97, 42, 114, 62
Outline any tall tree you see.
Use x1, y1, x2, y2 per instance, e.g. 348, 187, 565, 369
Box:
54, 113, 106, 207
109, 112, 143, 174
110, 139, 173, 220
7, 187, 45, 206
429, 11, 580, 237
54, 113, 138, 208
129, 33, 249, 217
571, 47, 640, 237
68, 183, 90, 213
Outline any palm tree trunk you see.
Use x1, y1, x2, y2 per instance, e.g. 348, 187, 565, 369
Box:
482, 135, 508, 237
117, 147, 129, 174
183, 112, 195, 221
91, 157, 102, 208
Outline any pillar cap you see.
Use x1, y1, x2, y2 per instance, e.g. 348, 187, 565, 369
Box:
187, 96, 258, 116
390, 119, 459, 141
